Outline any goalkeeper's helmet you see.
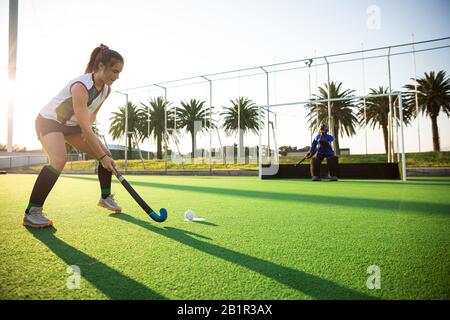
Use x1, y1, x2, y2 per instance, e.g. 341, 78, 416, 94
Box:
319, 123, 329, 132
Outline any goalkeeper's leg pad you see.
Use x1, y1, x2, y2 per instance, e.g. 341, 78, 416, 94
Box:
327, 156, 339, 177
310, 157, 321, 178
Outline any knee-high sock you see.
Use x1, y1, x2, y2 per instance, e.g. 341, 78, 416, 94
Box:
98, 164, 112, 199
25, 165, 60, 213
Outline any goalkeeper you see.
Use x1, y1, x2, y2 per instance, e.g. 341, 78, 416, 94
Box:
306, 123, 339, 181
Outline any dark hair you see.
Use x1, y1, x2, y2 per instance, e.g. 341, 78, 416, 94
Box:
85, 44, 124, 73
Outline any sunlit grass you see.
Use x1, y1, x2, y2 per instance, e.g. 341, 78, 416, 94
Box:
1, 175, 449, 299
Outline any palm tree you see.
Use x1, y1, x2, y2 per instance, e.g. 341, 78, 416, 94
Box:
404, 70, 450, 151
176, 99, 212, 158
305, 81, 358, 155
139, 96, 174, 160
109, 101, 145, 158
358, 87, 414, 154
220, 97, 262, 156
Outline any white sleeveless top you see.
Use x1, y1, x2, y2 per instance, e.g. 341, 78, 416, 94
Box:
39, 73, 110, 126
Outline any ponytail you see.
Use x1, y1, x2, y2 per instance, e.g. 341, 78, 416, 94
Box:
85, 44, 124, 73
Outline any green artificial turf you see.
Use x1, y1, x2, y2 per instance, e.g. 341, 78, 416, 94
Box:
0, 174, 449, 300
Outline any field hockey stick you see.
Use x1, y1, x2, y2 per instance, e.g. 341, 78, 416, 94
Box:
97, 133, 167, 222
294, 150, 317, 167
294, 155, 309, 167
96, 133, 167, 222
111, 167, 168, 222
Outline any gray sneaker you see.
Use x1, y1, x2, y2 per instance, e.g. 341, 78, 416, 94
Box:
97, 193, 122, 212
329, 176, 339, 181
23, 207, 53, 228
312, 176, 321, 181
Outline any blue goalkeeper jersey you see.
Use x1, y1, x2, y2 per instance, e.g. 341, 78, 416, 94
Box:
309, 133, 334, 155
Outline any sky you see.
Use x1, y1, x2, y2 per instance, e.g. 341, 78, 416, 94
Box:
1, 0, 450, 154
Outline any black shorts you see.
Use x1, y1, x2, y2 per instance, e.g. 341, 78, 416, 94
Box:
35, 114, 82, 139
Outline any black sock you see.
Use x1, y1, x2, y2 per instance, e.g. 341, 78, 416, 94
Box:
25, 165, 60, 213
98, 164, 112, 199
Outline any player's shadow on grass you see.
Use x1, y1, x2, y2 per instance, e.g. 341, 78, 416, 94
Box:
338, 179, 450, 187
111, 213, 378, 300
63, 175, 450, 215
407, 178, 450, 183
189, 220, 218, 226
120, 180, 450, 216
27, 227, 167, 300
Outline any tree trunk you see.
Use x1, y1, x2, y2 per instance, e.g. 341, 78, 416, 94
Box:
238, 129, 244, 160
334, 126, 340, 156
128, 134, 132, 160
191, 130, 196, 159
157, 134, 162, 160
382, 125, 388, 154
431, 115, 440, 152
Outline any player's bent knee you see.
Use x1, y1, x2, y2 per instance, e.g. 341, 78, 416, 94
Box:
50, 156, 67, 172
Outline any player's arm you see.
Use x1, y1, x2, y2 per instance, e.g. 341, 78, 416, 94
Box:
308, 135, 319, 156
90, 111, 97, 124
92, 89, 113, 157
85, 111, 107, 153
71, 83, 115, 171
91, 89, 113, 159
90, 87, 110, 124
98, 138, 112, 158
